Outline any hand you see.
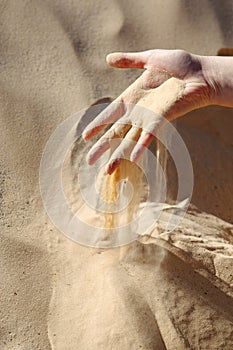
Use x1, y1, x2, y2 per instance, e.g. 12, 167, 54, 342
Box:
82, 49, 214, 174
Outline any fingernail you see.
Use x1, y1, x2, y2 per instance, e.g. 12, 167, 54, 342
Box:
130, 151, 139, 163
86, 156, 94, 165
105, 159, 120, 175
82, 132, 88, 141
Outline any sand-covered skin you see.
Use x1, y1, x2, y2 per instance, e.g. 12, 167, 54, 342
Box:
0, 0, 233, 349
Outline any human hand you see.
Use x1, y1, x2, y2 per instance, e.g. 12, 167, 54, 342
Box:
82, 49, 214, 174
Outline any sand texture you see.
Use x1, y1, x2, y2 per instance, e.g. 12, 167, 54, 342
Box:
1, 0, 233, 349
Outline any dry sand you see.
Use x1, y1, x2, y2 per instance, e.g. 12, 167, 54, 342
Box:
0, 0, 233, 349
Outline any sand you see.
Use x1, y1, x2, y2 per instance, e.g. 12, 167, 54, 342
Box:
1, 0, 233, 349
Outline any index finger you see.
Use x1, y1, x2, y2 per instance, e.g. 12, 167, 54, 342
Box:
82, 99, 125, 141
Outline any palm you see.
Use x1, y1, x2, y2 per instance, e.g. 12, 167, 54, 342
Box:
83, 50, 211, 174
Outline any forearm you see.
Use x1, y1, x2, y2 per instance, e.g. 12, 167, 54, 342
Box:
199, 55, 233, 107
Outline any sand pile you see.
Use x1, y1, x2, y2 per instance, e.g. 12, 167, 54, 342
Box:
0, 0, 233, 349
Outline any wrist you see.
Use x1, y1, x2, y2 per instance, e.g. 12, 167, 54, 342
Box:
199, 55, 233, 107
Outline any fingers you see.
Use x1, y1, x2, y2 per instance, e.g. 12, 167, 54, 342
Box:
130, 130, 154, 163
106, 126, 141, 174
82, 100, 125, 141
86, 122, 155, 174
86, 123, 131, 165
86, 139, 110, 165
106, 51, 151, 69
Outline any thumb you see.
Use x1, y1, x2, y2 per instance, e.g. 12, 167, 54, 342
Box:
106, 51, 150, 69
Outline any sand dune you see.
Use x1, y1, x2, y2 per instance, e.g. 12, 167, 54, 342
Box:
0, 0, 233, 349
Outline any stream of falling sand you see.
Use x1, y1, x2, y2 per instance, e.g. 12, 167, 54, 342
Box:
100, 136, 170, 239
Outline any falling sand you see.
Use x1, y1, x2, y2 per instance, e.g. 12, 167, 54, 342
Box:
102, 160, 143, 230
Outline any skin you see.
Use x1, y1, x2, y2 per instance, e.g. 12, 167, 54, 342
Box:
82, 49, 233, 174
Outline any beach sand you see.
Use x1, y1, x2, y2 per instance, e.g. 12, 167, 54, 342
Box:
0, 0, 233, 349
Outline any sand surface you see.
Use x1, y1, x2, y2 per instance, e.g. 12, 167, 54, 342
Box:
1, 0, 233, 349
